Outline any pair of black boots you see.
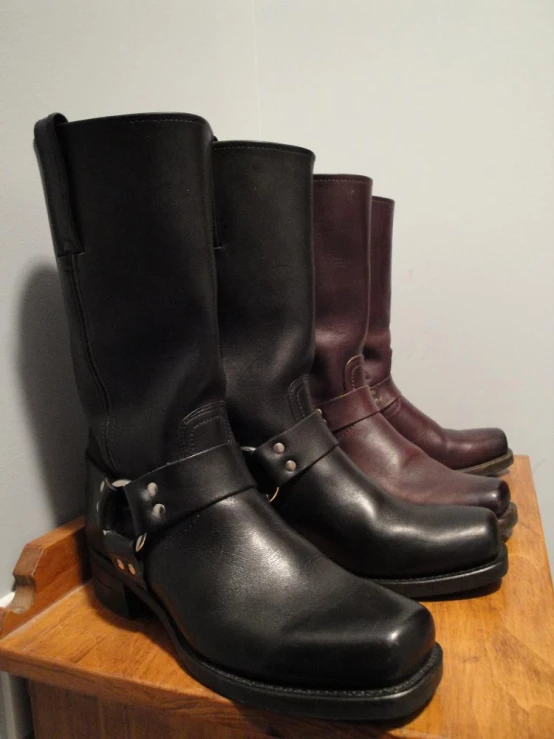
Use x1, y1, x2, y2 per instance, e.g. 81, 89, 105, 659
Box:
35, 112, 507, 721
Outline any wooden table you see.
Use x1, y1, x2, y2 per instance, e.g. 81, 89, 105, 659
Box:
0, 456, 552, 738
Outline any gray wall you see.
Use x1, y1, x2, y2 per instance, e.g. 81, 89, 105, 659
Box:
1, 0, 552, 603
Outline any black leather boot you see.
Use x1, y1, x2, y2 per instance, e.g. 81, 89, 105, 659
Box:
213, 141, 508, 600
34, 112, 443, 720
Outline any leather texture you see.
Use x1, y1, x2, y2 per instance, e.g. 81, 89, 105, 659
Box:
364, 195, 510, 470
111, 442, 253, 535
311, 177, 510, 516
35, 113, 438, 697
36, 112, 229, 480
213, 153, 503, 583
213, 141, 316, 447
246, 411, 338, 489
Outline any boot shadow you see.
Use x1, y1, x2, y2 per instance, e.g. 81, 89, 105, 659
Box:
17, 263, 87, 523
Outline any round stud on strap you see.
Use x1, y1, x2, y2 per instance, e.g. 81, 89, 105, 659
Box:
247, 411, 339, 489
120, 442, 255, 536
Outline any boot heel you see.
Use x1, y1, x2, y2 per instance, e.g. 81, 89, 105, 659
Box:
90, 557, 145, 620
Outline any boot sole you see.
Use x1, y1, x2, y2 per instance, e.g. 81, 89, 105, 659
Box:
90, 550, 442, 721
460, 449, 514, 477
373, 545, 508, 599
498, 502, 518, 541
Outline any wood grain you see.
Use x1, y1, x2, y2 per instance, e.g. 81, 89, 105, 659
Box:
0, 457, 552, 738
0, 516, 88, 638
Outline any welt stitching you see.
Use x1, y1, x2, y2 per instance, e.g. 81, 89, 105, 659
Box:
201, 646, 440, 696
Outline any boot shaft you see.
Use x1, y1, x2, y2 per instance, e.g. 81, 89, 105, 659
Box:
213, 141, 315, 446
35, 113, 229, 479
311, 175, 373, 404
363, 196, 395, 385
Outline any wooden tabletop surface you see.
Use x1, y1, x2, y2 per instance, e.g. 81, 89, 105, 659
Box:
0, 455, 552, 738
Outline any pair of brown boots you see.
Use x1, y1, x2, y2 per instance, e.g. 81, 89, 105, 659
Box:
311, 175, 517, 539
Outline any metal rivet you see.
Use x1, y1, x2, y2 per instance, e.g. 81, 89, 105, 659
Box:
128, 564, 136, 575
147, 482, 158, 497
273, 442, 285, 454
285, 460, 297, 472
153, 503, 166, 518
315, 408, 323, 415
116, 559, 125, 570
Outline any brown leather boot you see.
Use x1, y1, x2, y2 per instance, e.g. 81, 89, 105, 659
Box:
364, 195, 514, 478
311, 175, 517, 540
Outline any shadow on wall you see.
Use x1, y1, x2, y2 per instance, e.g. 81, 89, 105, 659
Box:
17, 263, 87, 523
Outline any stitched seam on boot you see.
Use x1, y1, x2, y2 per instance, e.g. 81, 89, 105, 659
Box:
43, 119, 115, 470
345, 355, 365, 392
72, 254, 116, 471
334, 420, 365, 441
178, 401, 232, 457
288, 375, 312, 422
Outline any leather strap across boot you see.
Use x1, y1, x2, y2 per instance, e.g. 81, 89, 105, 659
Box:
311, 175, 517, 540
33, 112, 443, 721
364, 195, 514, 478
213, 143, 508, 600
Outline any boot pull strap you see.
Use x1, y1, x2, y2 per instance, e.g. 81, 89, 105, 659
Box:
34, 113, 83, 256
